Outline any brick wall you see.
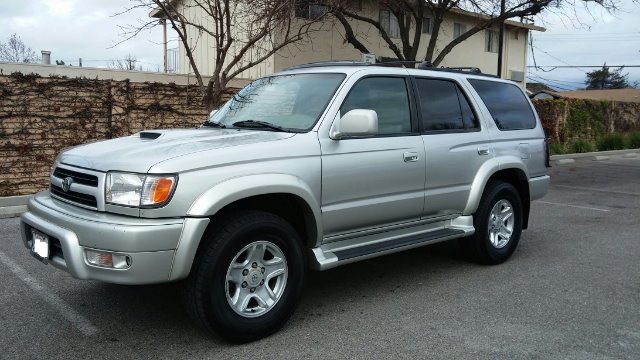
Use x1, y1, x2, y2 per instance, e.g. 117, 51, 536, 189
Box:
0, 73, 228, 196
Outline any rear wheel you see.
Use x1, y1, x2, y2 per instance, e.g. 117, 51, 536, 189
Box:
184, 210, 305, 342
459, 180, 523, 264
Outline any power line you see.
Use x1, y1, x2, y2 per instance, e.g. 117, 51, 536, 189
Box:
528, 65, 640, 68
526, 76, 575, 91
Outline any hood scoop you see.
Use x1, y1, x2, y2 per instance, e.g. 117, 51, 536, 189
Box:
139, 131, 162, 140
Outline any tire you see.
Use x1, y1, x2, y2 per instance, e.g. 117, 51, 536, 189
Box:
459, 180, 523, 265
184, 210, 305, 343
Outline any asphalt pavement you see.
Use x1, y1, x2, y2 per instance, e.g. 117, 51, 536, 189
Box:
0, 155, 638, 359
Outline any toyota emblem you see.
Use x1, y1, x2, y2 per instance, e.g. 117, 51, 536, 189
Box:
62, 177, 74, 192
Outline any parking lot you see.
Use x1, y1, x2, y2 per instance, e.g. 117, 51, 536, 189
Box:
1, 155, 639, 359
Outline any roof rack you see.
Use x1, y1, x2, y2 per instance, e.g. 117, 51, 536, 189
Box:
283, 60, 497, 77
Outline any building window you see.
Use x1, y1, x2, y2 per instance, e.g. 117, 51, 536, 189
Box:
485, 30, 498, 53
422, 18, 431, 34
295, 1, 327, 20
379, 10, 401, 38
510, 30, 519, 40
453, 22, 466, 39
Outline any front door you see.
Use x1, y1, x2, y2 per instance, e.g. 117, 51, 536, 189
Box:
320, 76, 426, 238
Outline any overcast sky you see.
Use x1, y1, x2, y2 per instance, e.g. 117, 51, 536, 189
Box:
1, 0, 639, 90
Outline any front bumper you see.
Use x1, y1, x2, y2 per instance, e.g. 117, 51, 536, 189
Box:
20, 192, 209, 285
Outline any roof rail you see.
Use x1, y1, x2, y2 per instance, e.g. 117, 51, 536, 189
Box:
282, 60, 498, 77
283, 61, 369, 70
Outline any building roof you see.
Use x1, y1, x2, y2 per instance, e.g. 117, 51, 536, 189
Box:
532, 89, 640, 103
526, 82, 556, 94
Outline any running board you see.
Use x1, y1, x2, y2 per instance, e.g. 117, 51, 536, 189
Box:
334, 228, 464, 260
310, 226, 470, 271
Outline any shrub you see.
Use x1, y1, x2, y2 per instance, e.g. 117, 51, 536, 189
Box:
569, 139, 596, 153
596, 133, 626, 151
549, 142, 566, 155
627, 132, 640, 149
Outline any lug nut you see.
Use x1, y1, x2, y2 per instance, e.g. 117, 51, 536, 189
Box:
252, 262, 258, 268
242, 269, 249, 276
250, 287, 256, 293
261, 267, 265, 273
259, 280, 264, 286
241, 281, 247, 288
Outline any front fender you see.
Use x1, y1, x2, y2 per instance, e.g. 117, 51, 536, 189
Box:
187, 173, 322, 240
463, 156, 529, 215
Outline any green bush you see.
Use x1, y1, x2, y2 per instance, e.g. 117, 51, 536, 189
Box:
549, 142, 566, 155
627, 132, 640, 149
596, 133, 626, 151
569, 139, 596, 153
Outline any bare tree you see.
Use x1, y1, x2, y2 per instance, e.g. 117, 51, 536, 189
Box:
118, 0, 321, 110
0, 33, 40, 63
322, 0, 627, 67
109, 54, 143, 71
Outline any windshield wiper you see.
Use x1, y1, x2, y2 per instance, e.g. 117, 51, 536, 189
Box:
201, 121, 227, 128
232, 120, 289, 132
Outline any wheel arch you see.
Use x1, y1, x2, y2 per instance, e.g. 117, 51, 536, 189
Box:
464, 157, 531, 229
170, 176, 321, 281
188, 174, 321, 247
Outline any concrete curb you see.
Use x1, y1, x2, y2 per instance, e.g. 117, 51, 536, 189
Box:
551, 148, 640, 161
0, 195, 31, 219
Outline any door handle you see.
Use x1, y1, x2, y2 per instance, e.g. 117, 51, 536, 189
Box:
477, 146, 490, 156
403, 152, 419, 162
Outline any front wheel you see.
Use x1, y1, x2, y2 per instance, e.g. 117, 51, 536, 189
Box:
459, 180, 523, 264
184, 210, 305, 342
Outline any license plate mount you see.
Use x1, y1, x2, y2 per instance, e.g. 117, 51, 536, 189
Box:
30, 229, 50, 264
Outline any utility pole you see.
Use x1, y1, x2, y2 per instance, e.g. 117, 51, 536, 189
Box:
497, 0, 506, 78
162, 19, 168, 73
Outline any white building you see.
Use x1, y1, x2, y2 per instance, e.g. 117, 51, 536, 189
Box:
152, 1, 545, 86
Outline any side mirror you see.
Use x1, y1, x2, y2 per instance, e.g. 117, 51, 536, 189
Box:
330, 109, 378, 139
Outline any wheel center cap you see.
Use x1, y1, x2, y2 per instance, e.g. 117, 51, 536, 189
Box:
247, 270, 262, 287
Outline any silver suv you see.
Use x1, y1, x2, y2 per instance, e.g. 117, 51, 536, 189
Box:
20, 62, 549, 342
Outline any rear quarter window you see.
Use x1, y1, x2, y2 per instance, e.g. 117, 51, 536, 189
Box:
468, 79, 536, 130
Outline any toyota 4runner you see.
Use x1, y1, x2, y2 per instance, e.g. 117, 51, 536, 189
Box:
20, 61, 550, 342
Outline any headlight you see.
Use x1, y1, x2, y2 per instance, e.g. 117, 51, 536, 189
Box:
106, 172, 177, 207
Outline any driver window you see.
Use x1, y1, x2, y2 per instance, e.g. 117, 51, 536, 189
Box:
340, 77, 412, 135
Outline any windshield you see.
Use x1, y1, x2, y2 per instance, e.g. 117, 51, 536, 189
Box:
207, 73, 346, 132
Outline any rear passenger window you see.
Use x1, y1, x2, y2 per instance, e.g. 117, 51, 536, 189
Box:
415, 78, 478, 131
341, 77, 411, 135
468, 79, 536, 130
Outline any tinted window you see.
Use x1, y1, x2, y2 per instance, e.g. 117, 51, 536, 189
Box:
341, 77, 411, 135
468, 79, 536, 130
415, 78, 478, 131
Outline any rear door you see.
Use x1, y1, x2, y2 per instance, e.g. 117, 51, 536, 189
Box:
412, 76, 493, 217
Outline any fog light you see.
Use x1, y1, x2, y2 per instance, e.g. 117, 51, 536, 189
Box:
85, 249, 131, 269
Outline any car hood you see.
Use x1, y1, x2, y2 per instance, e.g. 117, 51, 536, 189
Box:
58, 128, 295, 173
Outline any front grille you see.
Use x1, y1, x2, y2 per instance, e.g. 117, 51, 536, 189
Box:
51, 184, 98, 207
50, 166, 102, 209
53, 167, 99, 187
